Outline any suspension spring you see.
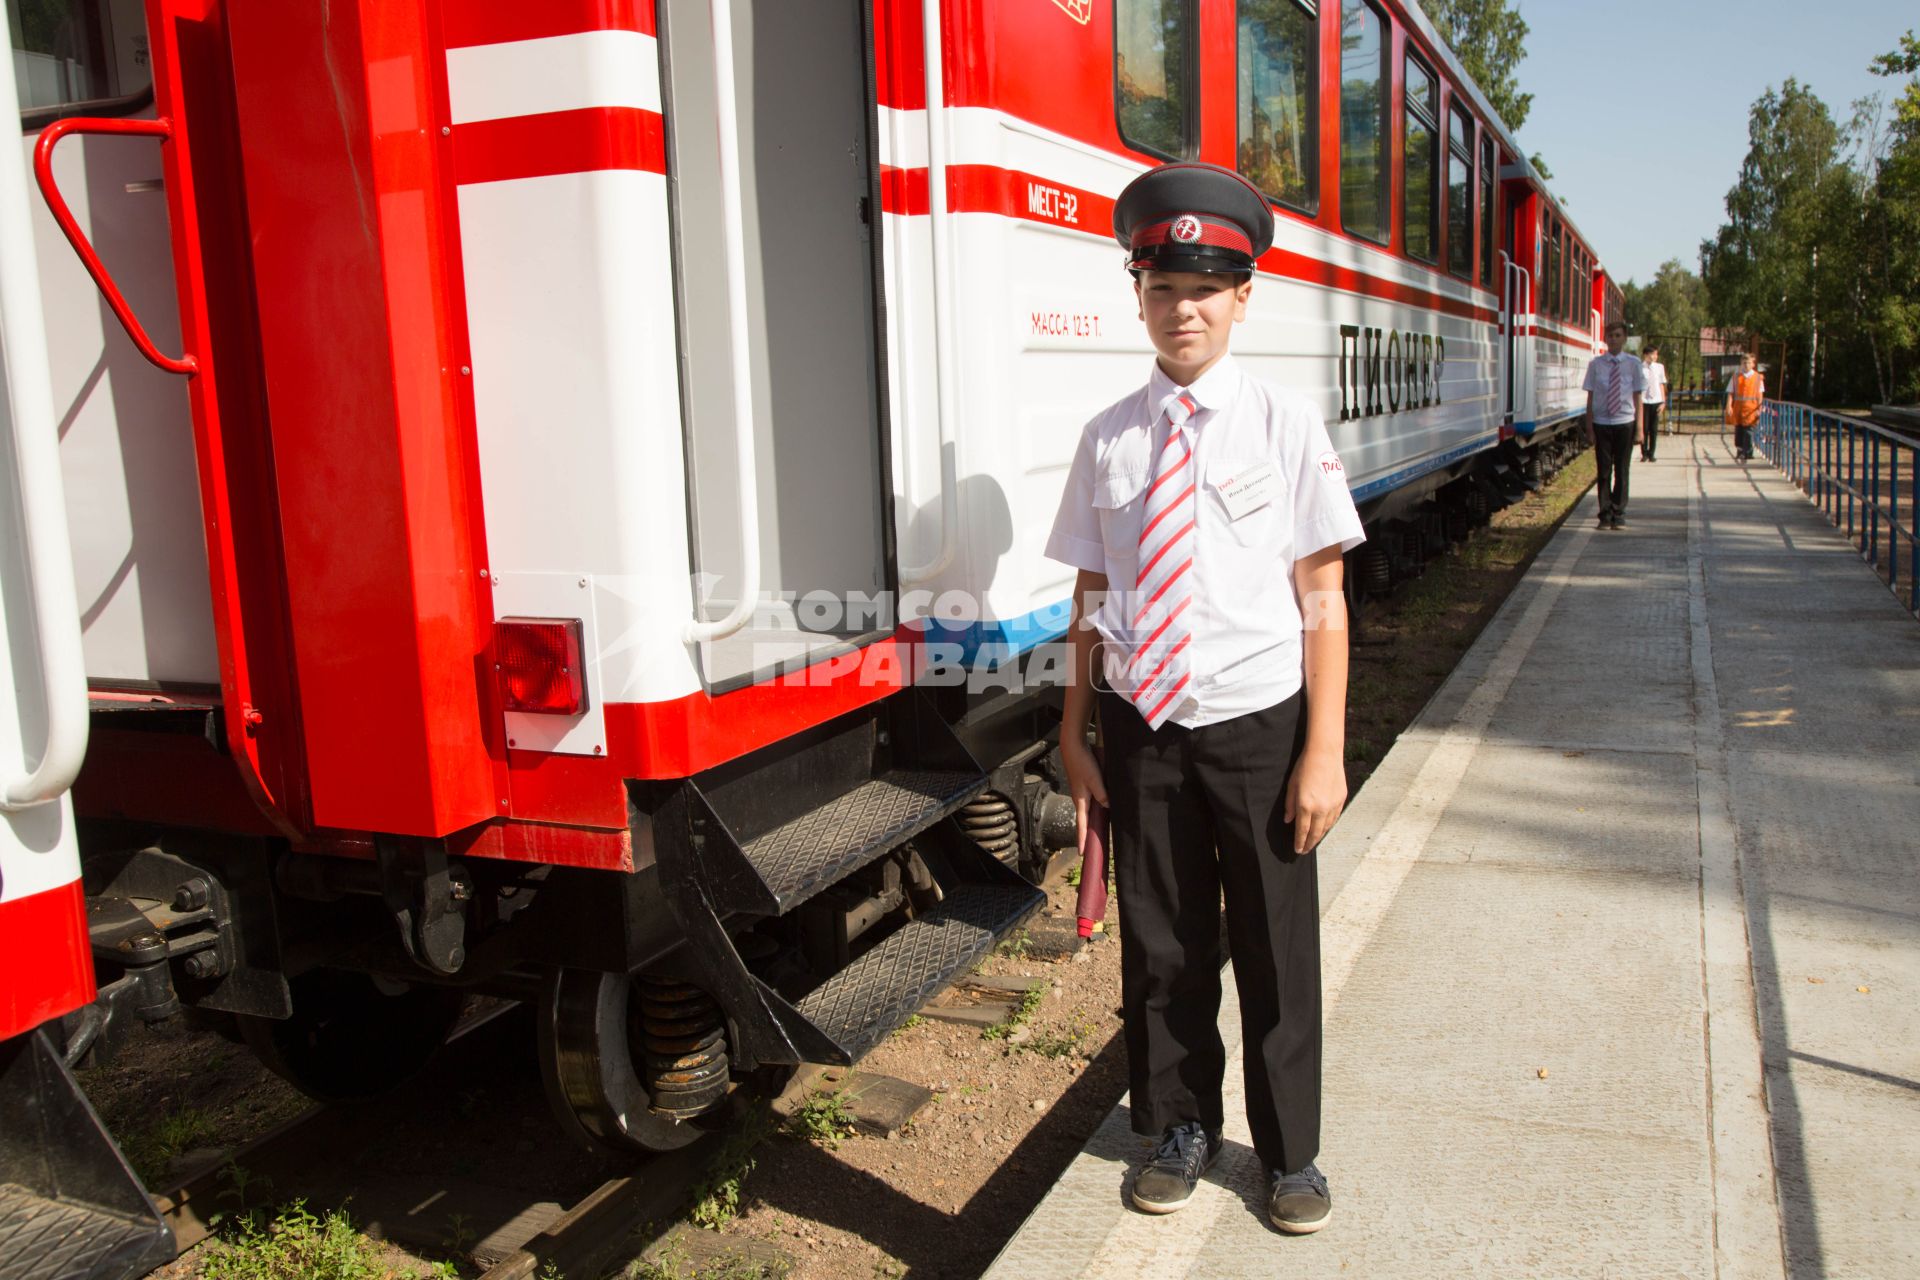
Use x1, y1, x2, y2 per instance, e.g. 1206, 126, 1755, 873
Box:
1358, 544, 1393, 597
633, 977, 730, 1120
959, 791, 1020, 866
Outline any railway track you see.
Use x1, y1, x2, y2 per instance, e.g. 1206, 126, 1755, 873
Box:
150, 1003, 698, 1275
147, 906, 1090, 1277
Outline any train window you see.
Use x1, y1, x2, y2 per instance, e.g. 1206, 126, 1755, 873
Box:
1401, 54, 1437, 262
10, 0, 151, 126
1116, 0, 1196, 159
1477, 131, 1495, 289
1236, 0, 1317, 213
1338, 0, 1387, 244
1536, 214, 1551, 314
1445, 103, 1471, 277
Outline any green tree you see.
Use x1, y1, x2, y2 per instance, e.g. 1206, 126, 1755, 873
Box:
1701, 80, 1850, 400
1623, 260, 1707, 342
1421, 0, 1533, 131
1855, 29, 1920, 401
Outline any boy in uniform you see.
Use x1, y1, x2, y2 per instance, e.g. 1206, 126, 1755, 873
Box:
1582, 322, 1644, 529
1044, 162, 1364, 1235
1640, 345, 1668, 462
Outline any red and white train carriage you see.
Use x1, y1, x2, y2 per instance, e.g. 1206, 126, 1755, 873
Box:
3, 0, 1616, 1264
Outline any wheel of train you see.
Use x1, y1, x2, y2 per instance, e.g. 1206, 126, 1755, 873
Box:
236, 968, 465, 1102
537, 967, 725, 1155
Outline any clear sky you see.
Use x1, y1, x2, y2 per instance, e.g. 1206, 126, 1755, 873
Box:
1510, 0, 1916, 286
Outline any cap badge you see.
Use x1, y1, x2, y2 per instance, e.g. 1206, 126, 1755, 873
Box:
1170, 214, 1202, 244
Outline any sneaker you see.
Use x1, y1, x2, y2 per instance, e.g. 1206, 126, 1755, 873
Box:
1268, 1162, 1332, 1234
1610, 516, 1626, 530
1597, 517, 1612, 530
1131, 1122, 1219, 1214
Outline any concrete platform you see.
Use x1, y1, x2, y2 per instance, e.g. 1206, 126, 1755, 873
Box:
984, 433, 1920, 1279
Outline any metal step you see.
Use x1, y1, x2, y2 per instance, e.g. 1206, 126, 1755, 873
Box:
790, 879, 1043, 1063
704, 767, 985, 915
0, 1189, 167, 1280
0, 1031, 173, 1280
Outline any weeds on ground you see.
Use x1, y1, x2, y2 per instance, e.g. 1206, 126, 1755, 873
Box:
627, 1236, 792, 1279
980, 984, 1044, 1042
785, 1089, 857, 1150
894, 1014, 924, 1034
124, 1104, 222, 1186
992, 929, 1031, 961
1025, 1019, 1093, 1059
689, 1111, 772, 1231
199, 1199, 390, 1280
1064, 865, 1080, 887
442, 1210, 476, 1256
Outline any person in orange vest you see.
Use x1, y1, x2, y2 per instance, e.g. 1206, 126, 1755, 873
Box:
1724, 354, 1765, 462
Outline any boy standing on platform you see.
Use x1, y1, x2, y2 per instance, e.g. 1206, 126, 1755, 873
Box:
1640, 345, 1668, 461
1583, 322, 1644, 529
1045, 162, 1364, 1236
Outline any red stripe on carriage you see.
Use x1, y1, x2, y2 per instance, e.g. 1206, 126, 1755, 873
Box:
0, 879, 94, 1040
879, 162, 1498, 324
444, 0, 655, 48
453, 107, 666, 186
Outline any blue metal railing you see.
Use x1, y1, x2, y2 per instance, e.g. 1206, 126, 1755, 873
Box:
1755, 401, 1918, 616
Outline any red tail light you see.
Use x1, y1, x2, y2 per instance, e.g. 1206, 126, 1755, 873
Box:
495, 618, 586, 715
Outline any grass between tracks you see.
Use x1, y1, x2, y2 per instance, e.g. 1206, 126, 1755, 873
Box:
1343, 448, 1595, 790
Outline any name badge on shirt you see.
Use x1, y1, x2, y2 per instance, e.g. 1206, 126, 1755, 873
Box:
1214, 459, 1279, 521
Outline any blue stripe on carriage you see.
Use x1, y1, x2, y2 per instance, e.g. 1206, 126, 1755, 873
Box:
914, 605, 1075, 665
1348, 431, 1501, 502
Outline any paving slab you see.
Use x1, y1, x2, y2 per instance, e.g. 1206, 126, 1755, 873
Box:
985, 432, 1920, 1279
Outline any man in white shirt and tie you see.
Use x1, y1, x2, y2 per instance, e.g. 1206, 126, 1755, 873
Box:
1639, 344, 1668, 462
1581, 323, 1644, 529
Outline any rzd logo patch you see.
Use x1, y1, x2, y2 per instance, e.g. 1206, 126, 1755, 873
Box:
1318, 450, 1345, 477
1050, 0, 1093, 24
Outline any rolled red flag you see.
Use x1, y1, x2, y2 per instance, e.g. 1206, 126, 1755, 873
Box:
1075, 795, 1110, 939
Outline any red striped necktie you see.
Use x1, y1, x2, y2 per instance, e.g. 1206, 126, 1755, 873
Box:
1128, 391, 1198, 728
1607, 357, 1630, 420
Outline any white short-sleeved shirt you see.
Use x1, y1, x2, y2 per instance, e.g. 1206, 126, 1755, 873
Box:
1582, 352, 1645, 424
1642, 360, 1667, 405
1044, 355, 1365, 728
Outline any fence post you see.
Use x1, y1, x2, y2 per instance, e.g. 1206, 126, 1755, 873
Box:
1843, 419, 1853, 535
1891, 448, 1900, 596
1870, 438, 1880, 567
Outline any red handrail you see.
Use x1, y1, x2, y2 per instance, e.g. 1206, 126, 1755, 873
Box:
32, 116, 198, 377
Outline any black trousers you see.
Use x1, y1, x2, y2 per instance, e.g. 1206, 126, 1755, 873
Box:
1099, 688, 1319, 1175
1735, 423, 1754, 458
1640, 404, 1662, 459
1593, 422, 1634, 520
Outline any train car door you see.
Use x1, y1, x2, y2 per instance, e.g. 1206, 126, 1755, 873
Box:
13, 0, 218, 692
659, 1, 894, 692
